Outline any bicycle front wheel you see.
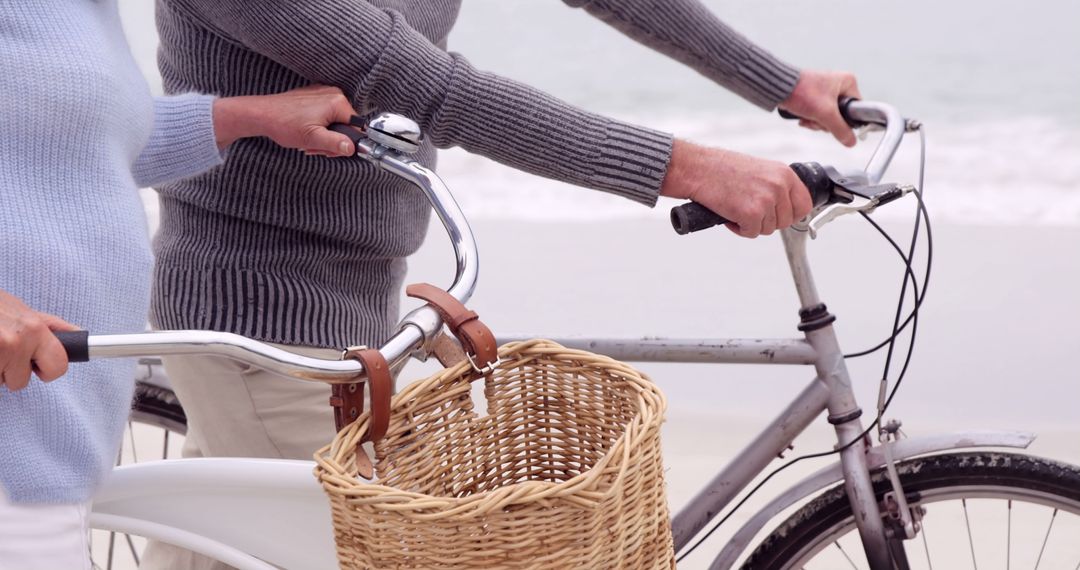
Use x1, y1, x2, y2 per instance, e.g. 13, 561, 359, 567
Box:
744, 452, 1080, 569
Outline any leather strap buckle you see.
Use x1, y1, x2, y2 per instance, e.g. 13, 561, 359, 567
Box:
343, 347, 392, 444
329, 381, 365, 433
333, 346, 394, 480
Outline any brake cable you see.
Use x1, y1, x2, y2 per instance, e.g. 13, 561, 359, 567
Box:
846, 125, 932, 359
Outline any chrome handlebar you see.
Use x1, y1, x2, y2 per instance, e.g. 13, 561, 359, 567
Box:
841, 100, 911, 185
86, 114, 479, 384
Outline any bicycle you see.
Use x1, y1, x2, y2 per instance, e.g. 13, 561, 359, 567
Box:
63, 102, 1080, 569
88, 360, 185, 570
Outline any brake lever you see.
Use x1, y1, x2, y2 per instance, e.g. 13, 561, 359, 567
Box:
792, 165, 914, 238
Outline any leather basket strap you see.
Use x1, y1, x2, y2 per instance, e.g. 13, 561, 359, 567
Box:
336, 347, 393, 480
343, 347, 392, 444
329, 383, 365, 433
405, 283, 498, 374
328, 378, 373, 479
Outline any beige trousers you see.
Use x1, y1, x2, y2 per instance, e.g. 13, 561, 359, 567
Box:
140, 344, 341, 570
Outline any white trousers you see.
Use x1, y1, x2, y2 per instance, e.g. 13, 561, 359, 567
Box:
0, 490, 90, 570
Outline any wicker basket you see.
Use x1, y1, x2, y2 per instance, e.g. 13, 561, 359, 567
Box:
314, 339, 673, 569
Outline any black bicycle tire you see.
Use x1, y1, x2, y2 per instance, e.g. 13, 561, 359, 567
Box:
130, 380, 188, 435
742, 451, 1080, 569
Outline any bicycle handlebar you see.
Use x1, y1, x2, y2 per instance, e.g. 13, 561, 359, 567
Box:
56, 331, 89, 362
63, 102, 908, 382
62, 115, 479, 384
669, 99, 909, 235
777, 96, 867, 128
837, 100, 907, 184
671, 162, 836, 235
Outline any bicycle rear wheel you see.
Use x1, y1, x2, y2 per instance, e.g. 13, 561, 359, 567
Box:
743, 452, 1080, 569
91, 360, 188, 570
130, 376, 187, 436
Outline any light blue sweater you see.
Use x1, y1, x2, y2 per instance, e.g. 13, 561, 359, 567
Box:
0, 0, 223, 504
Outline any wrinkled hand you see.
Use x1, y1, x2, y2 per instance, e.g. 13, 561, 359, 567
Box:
213, 84, 360, 157
0, 290, 78, 391
660, 140, 813, 238
778, 70, 862, 147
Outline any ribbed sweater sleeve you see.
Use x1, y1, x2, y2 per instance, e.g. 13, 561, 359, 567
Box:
131, 94, 224, 188
565, 0, 800, 110
166, 0, 671, 206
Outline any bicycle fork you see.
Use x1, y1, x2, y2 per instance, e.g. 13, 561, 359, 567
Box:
803, 317, 896, 570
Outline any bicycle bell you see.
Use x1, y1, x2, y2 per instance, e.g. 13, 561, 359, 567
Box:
367, 113, 422, 154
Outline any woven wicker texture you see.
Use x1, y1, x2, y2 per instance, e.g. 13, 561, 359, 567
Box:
315, 339, 674, 569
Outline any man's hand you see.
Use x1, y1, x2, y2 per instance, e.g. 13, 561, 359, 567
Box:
778, 70, 862, 147
660, 140, 813, 238
0, 290, 79, 391
213, 85, 360, 157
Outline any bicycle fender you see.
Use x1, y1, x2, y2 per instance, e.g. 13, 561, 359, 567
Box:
706, 430, 1035, 570
89, 512, 279, 570
91, 458, 337, 570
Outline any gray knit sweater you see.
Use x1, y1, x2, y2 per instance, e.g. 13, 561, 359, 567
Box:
151, 0, 799, 348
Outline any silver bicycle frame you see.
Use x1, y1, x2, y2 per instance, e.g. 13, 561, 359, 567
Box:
83, 102, 914, 568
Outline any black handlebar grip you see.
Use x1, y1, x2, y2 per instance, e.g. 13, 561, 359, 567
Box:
55, 331, 89, 363
329, 122, 365, 155
778, 96, 866, 128
789, 162, 835, 208
670, 202, 727, 235
669, 161, 835, 236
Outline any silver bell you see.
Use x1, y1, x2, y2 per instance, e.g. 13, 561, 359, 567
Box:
367, 113, 421, 154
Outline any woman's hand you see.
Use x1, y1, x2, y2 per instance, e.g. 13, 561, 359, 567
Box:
213, 84, 360, 157
0, 290, 78, 391
660, 140, 812, 238
778, 70, 862, 147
